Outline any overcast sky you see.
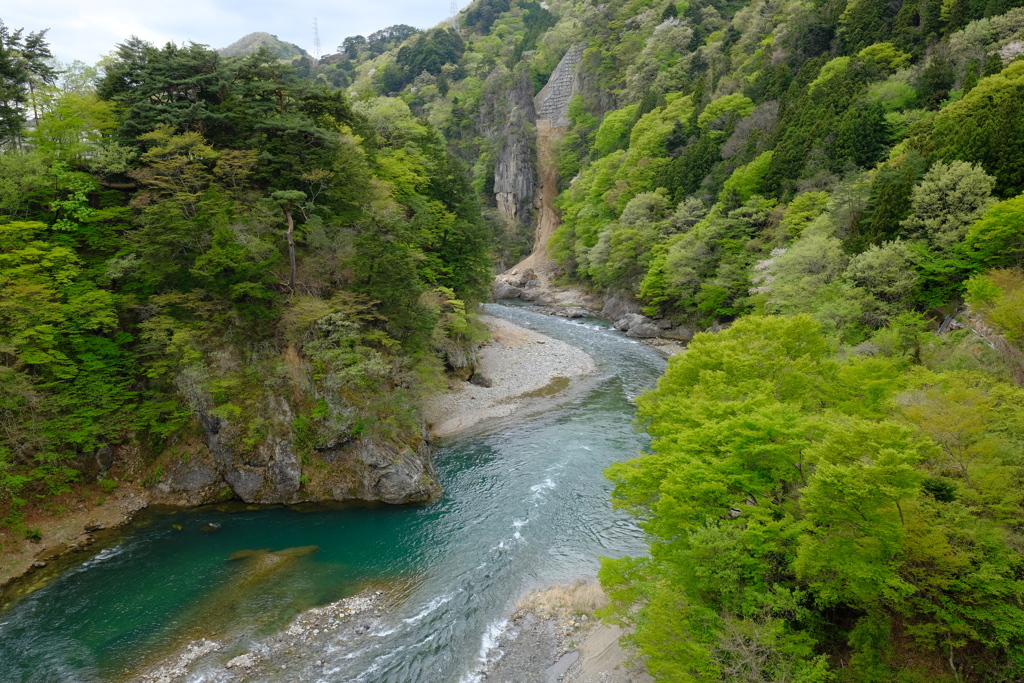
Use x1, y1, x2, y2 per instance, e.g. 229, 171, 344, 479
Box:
2, 1, 458, 65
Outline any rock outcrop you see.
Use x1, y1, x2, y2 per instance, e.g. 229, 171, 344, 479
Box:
498, 44, 587, 284
313, 436, 441, 505
494, 125, 534, 224
151, 400, 441, 507
600, 294, 643, 321
494, 282, 523, 299
493, 68, 538, 225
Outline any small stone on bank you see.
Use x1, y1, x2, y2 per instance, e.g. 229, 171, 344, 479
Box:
469, 373, 493, 388
225, 653, 255, 669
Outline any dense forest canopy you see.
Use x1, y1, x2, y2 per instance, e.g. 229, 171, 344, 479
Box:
0, 29, 492, 520
4, 0, 1024, 678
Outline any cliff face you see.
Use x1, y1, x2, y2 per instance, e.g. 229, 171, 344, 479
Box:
498, 44, 585, 278
493, 69, 538, 225
494, 127, 534, 224
149, 404, 441, 507
492, 44, 585, 227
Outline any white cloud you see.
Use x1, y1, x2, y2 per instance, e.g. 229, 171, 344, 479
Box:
3, 0, 454, 65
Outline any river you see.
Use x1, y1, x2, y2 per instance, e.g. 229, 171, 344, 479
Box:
0, 304, 666, 683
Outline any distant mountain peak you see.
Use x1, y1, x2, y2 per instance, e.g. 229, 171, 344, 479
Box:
219, 32, 308, 60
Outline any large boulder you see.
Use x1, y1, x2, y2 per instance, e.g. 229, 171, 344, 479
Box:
469, 372, 493, 388
614, 313, 649, 332
626, 323, 661, 339
199, 405, 304, 504
663, 325, 696, 342
508, 268, 537, 288
152, 448, 225, 506
319, 438, 441, 504
601, 295, 642, 321
438, 336, 478, 380
494, 282, 523, 300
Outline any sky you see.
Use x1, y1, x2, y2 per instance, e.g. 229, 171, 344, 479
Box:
2, 1, 458, 66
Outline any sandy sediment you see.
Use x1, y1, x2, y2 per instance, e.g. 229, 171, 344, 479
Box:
423, 314, 597, 439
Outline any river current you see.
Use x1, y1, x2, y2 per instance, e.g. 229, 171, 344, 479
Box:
0, 304, 666, 682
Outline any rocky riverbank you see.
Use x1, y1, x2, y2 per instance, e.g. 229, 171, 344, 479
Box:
478, 580, 653, 683
134, 588, 390, 683
422, 313, 598, 438
0, 486, 149, 603
0, 310, 595, 602
130, 579, 652, 683
493, 270, 690, 358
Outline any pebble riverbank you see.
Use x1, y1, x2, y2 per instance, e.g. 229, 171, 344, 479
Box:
422, 313, 598, 438
135, 590, 388, 682
477, 580, 653, 683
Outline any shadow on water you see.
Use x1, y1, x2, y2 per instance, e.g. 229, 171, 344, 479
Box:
0, 304, 666, 683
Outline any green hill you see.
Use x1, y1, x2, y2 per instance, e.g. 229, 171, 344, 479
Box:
219, 31, 308, 60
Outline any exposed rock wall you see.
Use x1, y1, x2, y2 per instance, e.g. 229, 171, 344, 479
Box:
494, 126, 534, 224
312, 435, 441, 504
150, 406, 441, 507
493, 68, 537, 225
497, 46, 586, 278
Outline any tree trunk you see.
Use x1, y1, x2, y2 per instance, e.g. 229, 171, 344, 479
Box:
285, 205, 296, 292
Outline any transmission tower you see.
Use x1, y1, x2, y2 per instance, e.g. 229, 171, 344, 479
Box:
449, 0, 459, 29
312, 18, 322, 62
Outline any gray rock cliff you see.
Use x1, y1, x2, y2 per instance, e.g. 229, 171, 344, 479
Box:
493, 69, 538, 225
150, 403, 441, 507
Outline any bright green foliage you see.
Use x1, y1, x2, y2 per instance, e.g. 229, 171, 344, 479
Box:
781, 192, 829, 237
604, 315, 1024, 681
641, 197, 775, 320
593, 104, 638, 158
719, 151, 773, 206
585, 191, 671, 289
966, 268, 1024, 345
0, 34, 493, 510
697, 94, 755, 135
901, 160, 996, 250
844, 240, 920, 310
807, 56, 852, 93
857, 43, 912, 71
963, 192, 1024, 269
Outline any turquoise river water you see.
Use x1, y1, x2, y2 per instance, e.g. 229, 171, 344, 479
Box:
0, 304, 666, 682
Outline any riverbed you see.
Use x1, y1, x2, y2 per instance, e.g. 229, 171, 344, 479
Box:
0, 304, 666, 683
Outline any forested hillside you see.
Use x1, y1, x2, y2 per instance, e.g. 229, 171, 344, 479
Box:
4, 0, 1024, 677
0, 29, 492, 514
326, 0, 1024, 679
